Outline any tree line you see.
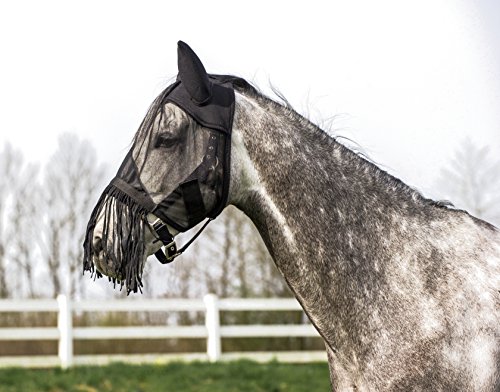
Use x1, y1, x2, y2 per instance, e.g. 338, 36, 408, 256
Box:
0, 134, 107, 299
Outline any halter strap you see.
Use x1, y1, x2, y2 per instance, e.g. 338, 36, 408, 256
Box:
150, 217, 212, 264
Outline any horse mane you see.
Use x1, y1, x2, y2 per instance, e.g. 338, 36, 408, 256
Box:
231, 76, 500, 233
232, 79, 436, 203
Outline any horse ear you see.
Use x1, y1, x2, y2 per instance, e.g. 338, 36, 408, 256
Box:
177, 41, 212, 105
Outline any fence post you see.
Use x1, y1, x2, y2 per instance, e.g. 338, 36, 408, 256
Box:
204, 294, 221, 362
57, 294, 73, 369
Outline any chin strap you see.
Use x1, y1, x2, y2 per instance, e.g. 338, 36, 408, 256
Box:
150, 218, 213, 264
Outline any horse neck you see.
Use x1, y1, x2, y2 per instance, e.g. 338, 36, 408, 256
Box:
230, 91, 436, 262
229, 91, 452, 347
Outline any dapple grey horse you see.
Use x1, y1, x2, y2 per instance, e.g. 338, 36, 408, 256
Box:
84, 42, 500, 391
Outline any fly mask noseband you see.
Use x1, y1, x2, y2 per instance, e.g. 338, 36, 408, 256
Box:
83, 41, 245, 292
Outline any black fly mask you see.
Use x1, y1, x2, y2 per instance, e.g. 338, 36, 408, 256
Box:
83, 41, 243, 293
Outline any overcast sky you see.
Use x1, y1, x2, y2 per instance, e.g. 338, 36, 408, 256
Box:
1, 0, 499, 199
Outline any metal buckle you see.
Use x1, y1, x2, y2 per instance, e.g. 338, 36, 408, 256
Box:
148, 217, 179, 264
147, 217, 175, 247
164, 241, 178, 257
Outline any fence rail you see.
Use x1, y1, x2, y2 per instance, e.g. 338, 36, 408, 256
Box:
0, 294, 325, 368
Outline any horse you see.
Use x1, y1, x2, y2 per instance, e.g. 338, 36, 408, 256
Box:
83, 41, 500, 391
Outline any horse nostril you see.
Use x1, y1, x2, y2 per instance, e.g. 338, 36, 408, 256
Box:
93, 236, 103, 254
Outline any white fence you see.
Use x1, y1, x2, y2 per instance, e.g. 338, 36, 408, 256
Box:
0, 295, 326, 368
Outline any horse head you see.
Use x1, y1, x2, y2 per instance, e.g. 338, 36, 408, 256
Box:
83, 42, 242, 293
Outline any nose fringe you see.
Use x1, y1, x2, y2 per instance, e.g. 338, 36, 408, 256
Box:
83, 183, 150, 294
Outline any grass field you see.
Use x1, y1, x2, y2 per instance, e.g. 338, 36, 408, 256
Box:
0, 360, 330, 392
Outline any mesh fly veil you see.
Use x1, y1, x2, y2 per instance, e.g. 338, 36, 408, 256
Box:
83, 42, 238, 293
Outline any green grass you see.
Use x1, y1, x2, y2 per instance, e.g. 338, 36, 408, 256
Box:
0, 360, 330, 392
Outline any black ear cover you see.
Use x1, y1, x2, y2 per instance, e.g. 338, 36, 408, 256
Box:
177, 41, 212, 105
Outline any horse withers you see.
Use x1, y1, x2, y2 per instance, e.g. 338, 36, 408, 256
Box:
84, 42, 500, 391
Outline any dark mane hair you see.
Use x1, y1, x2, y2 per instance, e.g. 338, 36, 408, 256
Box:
232, 77, 471, 216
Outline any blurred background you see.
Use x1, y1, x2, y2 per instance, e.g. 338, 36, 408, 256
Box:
0, 0, 498, 360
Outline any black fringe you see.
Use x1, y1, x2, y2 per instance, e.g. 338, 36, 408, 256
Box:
83, 184, 149, 294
